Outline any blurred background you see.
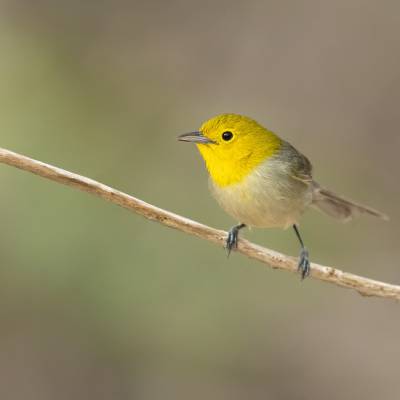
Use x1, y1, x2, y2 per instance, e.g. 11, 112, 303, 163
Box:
0, 0, 399, 399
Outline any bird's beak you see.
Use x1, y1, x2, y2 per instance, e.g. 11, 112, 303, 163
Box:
177, 131, 216, 144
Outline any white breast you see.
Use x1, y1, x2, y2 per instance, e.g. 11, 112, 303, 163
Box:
210, 157, 313, 229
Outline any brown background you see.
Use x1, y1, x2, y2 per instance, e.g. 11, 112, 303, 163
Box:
0, 1, 399, 399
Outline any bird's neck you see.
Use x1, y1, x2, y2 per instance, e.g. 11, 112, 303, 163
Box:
199, 136, 282, 187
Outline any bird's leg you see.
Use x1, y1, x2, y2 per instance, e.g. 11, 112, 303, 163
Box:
226, 223, 246, 256
293, 224, 310, 280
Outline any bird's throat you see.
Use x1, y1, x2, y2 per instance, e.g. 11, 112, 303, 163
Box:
197, 138, 282, 187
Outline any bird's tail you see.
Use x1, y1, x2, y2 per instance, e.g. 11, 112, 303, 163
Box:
311, 183, 388, 222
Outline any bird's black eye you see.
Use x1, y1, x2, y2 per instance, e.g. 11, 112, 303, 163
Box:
222, 131, 233, 141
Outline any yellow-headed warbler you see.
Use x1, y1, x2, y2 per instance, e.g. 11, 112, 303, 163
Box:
178, 114, 387, 279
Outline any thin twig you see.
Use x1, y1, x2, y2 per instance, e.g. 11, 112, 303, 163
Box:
0, 147, 398, 300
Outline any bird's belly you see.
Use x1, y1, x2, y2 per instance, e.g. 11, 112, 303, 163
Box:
210, 161, 312, 229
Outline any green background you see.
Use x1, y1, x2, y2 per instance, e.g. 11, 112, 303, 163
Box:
0, 1, 399, 399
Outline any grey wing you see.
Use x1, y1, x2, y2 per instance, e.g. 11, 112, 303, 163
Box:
280, 141, 313, 184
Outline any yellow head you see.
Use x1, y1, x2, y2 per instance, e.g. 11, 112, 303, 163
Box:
178, 114, 282, 187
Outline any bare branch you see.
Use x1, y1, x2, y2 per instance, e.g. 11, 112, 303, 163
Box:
0, 147, 398, 300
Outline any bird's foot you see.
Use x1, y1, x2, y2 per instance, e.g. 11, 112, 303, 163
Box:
298, 248, 310, 280
226, 224, 245, 257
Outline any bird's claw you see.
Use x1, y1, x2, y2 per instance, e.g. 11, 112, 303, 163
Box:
226, 227, 239, 256
298, 248, 310, 280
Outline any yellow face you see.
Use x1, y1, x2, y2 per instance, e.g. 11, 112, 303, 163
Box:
179, 114, 282, 187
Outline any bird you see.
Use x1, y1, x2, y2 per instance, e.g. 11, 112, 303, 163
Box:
178, 113, 388, 279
